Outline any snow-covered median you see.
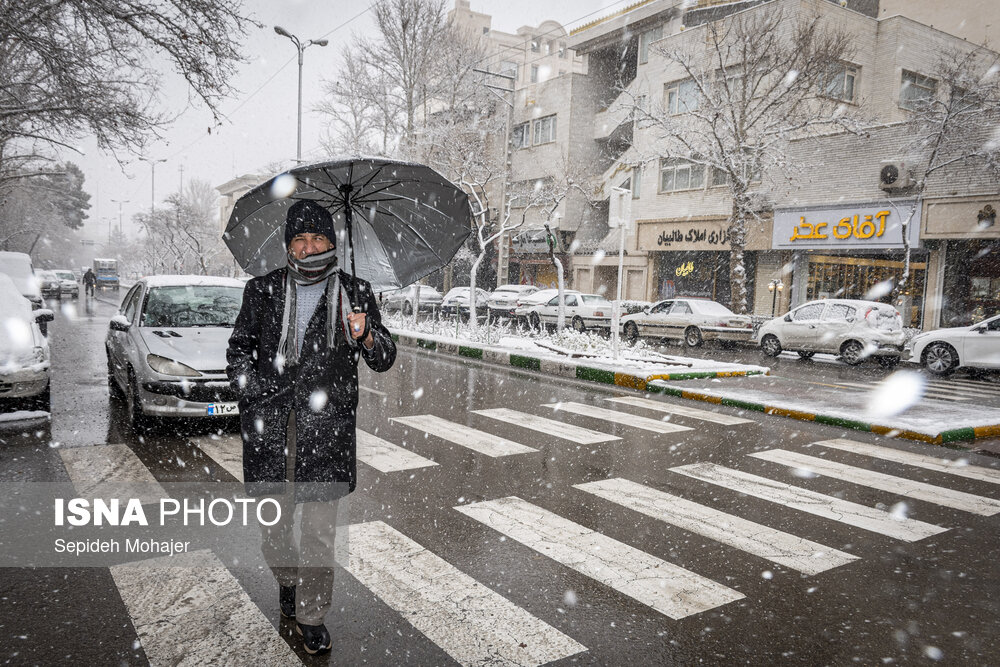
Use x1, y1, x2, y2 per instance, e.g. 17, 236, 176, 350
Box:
0, 410, 50, 425
384, 313, 769, 382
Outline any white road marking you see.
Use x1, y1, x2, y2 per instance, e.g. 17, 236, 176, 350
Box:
111, 549, 302, 666
391, 414, 537, 457
813, 438, 1000, 486
575, 478, 858, 575
670, 463, 947, 542
191, 434, 244, 482
347, 520, 587, 666
357, 429, 438, 472
543, 402, 692, 434
472, 408, 620, 444
455, 496, 744, 619
606, 396, 754, 425
59, 444, 165, 504
751, 449, 1000, 516
832, 380, 971, 402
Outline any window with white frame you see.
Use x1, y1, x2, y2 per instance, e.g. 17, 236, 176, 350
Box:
819, 62, 858, 102
558, 42, 567, 58
533, 115, 556, 145
511, 122, 530, 149
900, 70, 936, 110
632, 166, 642, 199
638, 25, 662, 65
530, 38, 540, 52
530, 65, 539, 83
665, 79, 699, 114
659, 158, 705, 192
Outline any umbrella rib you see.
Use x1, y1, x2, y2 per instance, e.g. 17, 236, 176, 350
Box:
293, 177, 344, 205
355, 202, 448, 266
353, 162, 388, 192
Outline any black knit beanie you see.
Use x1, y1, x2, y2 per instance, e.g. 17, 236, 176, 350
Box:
284, 199, 335, 246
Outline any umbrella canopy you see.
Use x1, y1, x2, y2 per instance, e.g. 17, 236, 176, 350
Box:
224, 157, 472, 292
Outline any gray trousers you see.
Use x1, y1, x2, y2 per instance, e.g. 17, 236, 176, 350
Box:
260, 410, 340, 626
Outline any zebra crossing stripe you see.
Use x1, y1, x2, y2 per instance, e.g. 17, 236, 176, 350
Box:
472, 408, 620, 444
606, 396, 755, 425
751, 449, 1000, 516
357, 429, 438, 472
670, 463, 947, 542
813, 438, 1000, 485
928, 377, 1000, 392
832, 380, 971, 402
456, 496, 744, 619
391, 414, 537, 457
346, 520, 587, 665
574, 478, 858, 575
542, 402, 692, 434
59, 444, 166, 504
110, 550, 302, 666
191, 434, 244, 481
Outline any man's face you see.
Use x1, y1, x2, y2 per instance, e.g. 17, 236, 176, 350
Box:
289, 233, 334, 260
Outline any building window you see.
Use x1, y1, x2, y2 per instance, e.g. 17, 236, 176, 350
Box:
710, 162, 760, 187
819, 62, 858, 102
659, 158, 705, 192
632, 166, 642, 199
530, 38, 540, 53
547, 40, 555, 55
900, 70, 936, 110
499, 60, 518, 81
530, 65, 539, 83
665, 79, 699, 114
482, 27, 489, 35
511, 122, 530, 149
533, 115, 556, 145
638, 25, 662, 65
558, 42, 567, 58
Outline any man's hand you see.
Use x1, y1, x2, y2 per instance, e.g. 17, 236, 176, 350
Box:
347, 311, 374, 349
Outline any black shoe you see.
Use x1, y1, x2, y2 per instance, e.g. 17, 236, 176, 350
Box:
279, 585, 296, 619
296, 622, 332, 655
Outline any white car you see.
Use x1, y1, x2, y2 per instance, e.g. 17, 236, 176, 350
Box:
758, 298, 905, 366
908, 314, 1000, 375
0, 273, 53, 412
516, 290, 613, 332
441, 287, 489, 318
0, 251, 43, 310
621, 298, 753, 347
487, 284, 540, 319
52, 269, 80, 299
380, 285, 443, 315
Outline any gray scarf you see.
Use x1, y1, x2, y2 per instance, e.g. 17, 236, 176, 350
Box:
277, 249, 357, 369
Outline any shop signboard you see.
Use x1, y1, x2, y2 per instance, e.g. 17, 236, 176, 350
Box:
773, 201, 920, 250
637, 218, 733, 252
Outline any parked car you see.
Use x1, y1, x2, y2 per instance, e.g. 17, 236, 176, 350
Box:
621, 297, 753, 347
758, 299, 905, 366
0, 274, 53, 412
105, 275, 246, 430
908, 314, 1000, 375
0, 251, 43, 310
36, 270, 62, 299
441, 287, 489, 318
487, 284, 540, 319
516, 289, 612, 331
52, 269, 80, 299
380, 285, 443, 315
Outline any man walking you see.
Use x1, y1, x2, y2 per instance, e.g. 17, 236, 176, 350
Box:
226, 199, 396, 654
83, 268, 96, 297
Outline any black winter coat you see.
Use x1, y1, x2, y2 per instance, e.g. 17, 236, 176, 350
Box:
226, 268, 396, 500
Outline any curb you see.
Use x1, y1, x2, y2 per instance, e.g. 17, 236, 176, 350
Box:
647, 382, 1000, 447
390, 332, 768, 392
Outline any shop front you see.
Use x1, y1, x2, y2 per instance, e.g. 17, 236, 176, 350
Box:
773, 201, 925, 327
509, 227, 563, 288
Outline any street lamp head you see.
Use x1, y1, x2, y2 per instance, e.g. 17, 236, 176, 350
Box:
314, 39, 329, 47
274, 25, 291, 37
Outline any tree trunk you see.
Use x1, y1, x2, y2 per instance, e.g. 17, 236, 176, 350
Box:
469, 251, 484, 331
728, 196, 749, 315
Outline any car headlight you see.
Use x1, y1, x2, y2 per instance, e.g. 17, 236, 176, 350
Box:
146, 354, 202, 377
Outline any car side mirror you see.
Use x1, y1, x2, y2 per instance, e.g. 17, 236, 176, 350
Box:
975, 326, 987, 334
642, 306, 650, 314
109, 315, 130, 332
33, 309, 54, 324
784, 313, 793, 322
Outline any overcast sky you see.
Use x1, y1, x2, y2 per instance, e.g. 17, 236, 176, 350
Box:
74, 0, 625, 243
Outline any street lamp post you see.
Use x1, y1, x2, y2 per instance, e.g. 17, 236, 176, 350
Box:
138, 158, 167, 225
274, 26, 328, 163
768, 279, 784, 317
110, 199, 129, 244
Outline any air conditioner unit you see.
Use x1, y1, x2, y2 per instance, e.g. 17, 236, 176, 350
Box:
879, 160, 912, 191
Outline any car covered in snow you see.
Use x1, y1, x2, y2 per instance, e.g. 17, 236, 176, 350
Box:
486, 284, 540, 319
105, 275, 246, 430
908, 313, 1000, 375
0, 273, 53, 412
380, 284, 443, 315
52, 269, 80, 299
0, 251, 43, 310
758, 298, 905, 366
621, 297, 753, 347
515, 289, 613, 331
36, 270, 63, 299
440, 286, 489, 318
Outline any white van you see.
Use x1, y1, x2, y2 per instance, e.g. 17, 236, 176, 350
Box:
0, 251, 43, 309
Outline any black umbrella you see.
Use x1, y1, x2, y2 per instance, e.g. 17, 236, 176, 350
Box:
223, 157, 472, 306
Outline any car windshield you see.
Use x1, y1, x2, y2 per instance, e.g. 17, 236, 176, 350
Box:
580, 295, 611, 305
140, 285, 244, 328
54, 271, 75, 281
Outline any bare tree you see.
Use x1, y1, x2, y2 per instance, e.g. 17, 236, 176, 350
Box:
316, 48, 399, 156
888, 48, 1000, 299
632, 6, 860, 313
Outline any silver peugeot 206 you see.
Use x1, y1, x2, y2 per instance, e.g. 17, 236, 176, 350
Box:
105, 275, 246, 431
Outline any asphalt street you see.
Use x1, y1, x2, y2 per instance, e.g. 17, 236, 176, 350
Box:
2, 296, 999, 665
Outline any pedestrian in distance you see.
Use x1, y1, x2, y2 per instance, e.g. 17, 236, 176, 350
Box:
226, 199, 396, 655
83, 268, 96, 297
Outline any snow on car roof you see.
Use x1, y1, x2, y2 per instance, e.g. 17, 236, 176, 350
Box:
142, 275, 246, 288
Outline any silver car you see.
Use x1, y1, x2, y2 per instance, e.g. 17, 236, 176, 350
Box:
105, 276, 246, 430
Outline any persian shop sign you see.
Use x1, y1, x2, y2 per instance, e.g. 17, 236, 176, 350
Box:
638, 219, 732, 252
773, 201, 920, 250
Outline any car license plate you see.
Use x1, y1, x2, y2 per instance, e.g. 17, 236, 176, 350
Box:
207, 402, 239, 416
